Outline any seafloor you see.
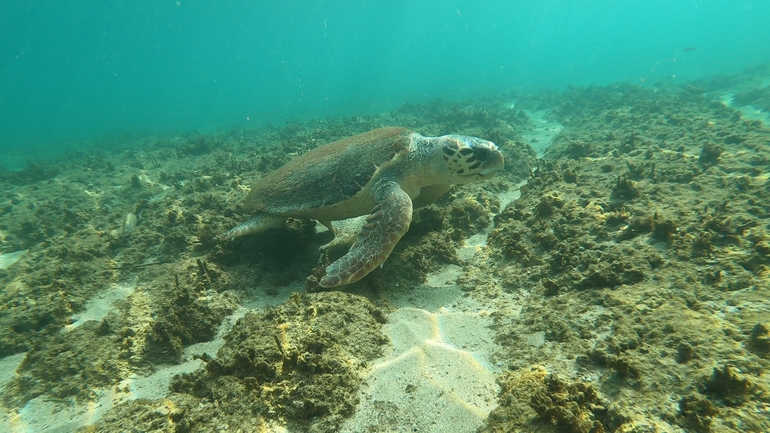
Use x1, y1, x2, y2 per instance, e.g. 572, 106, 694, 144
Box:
1, 66, 769, 433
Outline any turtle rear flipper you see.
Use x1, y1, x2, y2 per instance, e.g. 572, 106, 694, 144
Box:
320, 183, 412, 287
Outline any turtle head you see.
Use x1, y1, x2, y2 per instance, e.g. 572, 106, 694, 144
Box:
439, 135, 505, 183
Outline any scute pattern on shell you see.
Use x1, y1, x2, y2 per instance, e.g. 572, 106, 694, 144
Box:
244, 127, 413, 214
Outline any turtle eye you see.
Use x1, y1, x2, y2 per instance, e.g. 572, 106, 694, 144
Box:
473, 146, 492, 161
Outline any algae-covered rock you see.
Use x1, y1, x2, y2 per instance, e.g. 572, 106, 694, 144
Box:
529, 374, 619, 433
166, 291, 387, 432
747, 323, 770, 358
77, 397, 197, 433
2, 321, 127, 408
143, 277, 238, 365
82, 291, 387, 432
704, 365, 751, 407
477, 81, 770, 432
482, 368, 627, 433
678, 393, 719, 433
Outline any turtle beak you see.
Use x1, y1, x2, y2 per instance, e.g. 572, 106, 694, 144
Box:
466, 138, 504, 176
480, 147, 505, 175
445, 135, 505, 180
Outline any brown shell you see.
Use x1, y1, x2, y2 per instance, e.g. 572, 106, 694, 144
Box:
244, 127, 413, 214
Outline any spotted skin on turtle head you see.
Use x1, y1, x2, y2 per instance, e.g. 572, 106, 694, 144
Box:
441, 135, 504, 181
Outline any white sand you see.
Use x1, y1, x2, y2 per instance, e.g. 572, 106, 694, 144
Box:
0, 250, 27, 270
522, 109, 564, 156
340, 305, 499, 433
720, 92, 770, 126
64, 282, 136, 331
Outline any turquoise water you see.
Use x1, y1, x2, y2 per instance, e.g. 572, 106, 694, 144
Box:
1, 0, 769, 157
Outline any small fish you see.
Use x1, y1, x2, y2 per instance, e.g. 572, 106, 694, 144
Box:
124, 213, 138, 233
683, 46, 697, 52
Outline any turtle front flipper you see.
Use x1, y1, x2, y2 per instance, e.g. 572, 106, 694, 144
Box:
218, 212, 285, 241
320, 182, 413, 287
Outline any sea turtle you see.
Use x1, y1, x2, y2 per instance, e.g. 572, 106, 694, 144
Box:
219, 127, 504, 287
